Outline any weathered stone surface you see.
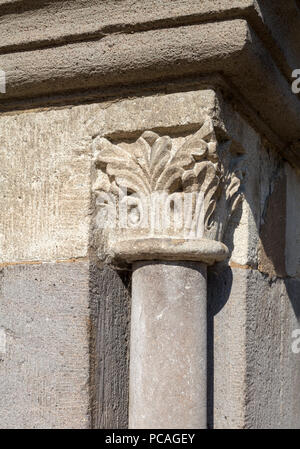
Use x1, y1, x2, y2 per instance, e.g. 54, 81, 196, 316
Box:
130, 261, 207, 429
90, 264, 130, 429
0, 0, 255, 53
1, 0, 299, 80
1, 15, 300, 162
258, 172, 287, 278
217, 100, 261, 268
255, 0, 300, 78
87, 89, 215, 138
109, 238, 229, 266
0, 88, 247, 429
0, 261, 91, 429
285, 163, 300, 278
208, 265, 300, 429
0, 105, 94, 263
256, 157, 300, 279
245, 272, 300, 429
0, 63, 299, 432
90, 93, 247, 430
0, 260, 131, 429
208, 266, 248, 429
0, 20, 250, 100
1, 1, 300, 157
92, 113, 243, 266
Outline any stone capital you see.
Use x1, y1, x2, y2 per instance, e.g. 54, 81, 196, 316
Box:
92, 115, 244, 266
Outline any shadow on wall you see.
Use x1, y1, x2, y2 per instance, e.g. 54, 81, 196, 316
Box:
88, 263, 131, 429
285, 279, 300, 321
206, 135, 243, 428
258, 167, 300, 320
206, 149, 300, 428
207, 265, 233, 429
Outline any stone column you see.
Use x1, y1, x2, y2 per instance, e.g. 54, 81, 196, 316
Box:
110, 238, 228, 428
92, 116, 243, 429
130, 261, 207, 429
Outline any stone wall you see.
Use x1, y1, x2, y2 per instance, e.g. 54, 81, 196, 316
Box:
1, 87, 299, 428
0, 102, 131, 428
0, 0, 300, 429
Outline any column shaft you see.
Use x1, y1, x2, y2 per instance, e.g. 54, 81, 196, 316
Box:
129, 260, 207, 429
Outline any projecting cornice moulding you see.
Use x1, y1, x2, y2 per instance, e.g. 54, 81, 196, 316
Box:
0, 2, 299, 167
0, 0, 299, 81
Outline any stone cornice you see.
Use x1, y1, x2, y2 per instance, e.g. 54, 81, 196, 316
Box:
0, 0, 299, 82
0, 2, 299, 167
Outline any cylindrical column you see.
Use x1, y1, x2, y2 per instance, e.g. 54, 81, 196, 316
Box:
129, 260, 207, 429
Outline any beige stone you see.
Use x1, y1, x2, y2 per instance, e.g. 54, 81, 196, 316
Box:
0, 106, 96, 263
0, 8, 299, 428
1, 11, 300, 166
92, 112, 243, 265
109, 238, 228, 266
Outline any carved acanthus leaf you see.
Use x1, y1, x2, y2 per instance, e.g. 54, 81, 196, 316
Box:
93, 117, 244, 241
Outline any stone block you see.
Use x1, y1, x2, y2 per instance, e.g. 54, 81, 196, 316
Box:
0, 261, 91, 428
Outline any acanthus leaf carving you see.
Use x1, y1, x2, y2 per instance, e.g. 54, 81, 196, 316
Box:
92, 116, 245, 263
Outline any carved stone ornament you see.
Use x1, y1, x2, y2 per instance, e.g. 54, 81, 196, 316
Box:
92, 117, 244, 266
